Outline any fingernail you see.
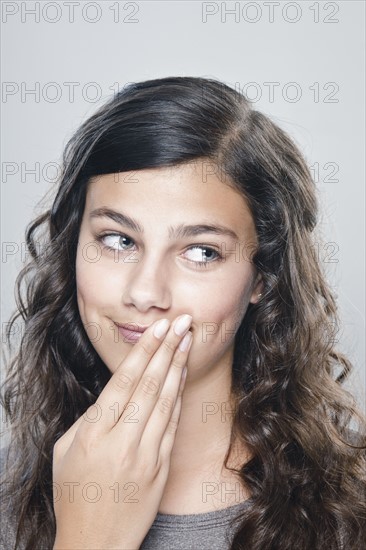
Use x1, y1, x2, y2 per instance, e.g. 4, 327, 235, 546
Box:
179, 331, 192, 352
174, 314, 192, 336
154, 318, 170, 339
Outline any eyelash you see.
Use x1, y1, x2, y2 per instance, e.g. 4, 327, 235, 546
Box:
94, 232, 223, 268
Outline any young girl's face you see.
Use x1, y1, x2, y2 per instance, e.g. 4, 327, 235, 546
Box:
75, 160, 262, 377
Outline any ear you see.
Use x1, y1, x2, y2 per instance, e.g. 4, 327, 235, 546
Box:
249, 272, 264, 305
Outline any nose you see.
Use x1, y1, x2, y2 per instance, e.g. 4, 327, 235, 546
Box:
122, 252, 171, 312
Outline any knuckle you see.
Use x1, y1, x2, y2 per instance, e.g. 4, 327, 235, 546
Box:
139, 339, 155, 357
141, 375, 160, 396
113, 371, 134, 393
84, 403, 100, 419
154, 456, 163, 473
161, 338, 176, 354
166, 417, 179, 435
73, 428, 99, 454
139, 455, 159, 479
118, 448, 135, 469
158, 395, 174, 416
169, 356, 185, 373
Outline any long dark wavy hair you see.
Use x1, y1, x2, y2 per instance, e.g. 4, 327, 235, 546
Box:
1, 76, 365, 549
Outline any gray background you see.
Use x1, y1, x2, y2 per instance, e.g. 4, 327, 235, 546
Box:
1, 1, 365, 426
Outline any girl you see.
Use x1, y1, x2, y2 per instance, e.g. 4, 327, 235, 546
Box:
1, 76, 365, 549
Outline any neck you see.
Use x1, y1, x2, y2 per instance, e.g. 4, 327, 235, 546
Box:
173, 360, 236, 466
158, 355, 251, 513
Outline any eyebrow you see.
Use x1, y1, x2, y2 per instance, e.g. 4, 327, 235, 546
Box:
89, 207, 239, 240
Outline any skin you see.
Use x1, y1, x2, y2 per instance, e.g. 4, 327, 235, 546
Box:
54, 161, 262, 548
76, 162, 261, 388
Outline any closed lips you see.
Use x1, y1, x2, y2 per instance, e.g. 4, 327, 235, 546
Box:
114, 323, 149, 333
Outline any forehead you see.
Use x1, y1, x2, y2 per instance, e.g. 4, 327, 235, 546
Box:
85, 160, 257, 243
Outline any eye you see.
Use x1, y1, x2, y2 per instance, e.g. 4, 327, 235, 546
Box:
184, 246, 222, 268
96, 233, 135, 252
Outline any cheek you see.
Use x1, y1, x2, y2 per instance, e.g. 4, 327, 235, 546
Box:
182, 272, 252, 373
75, 249, 128, 372
184, 269, 254, 343
75, 247, 113, 323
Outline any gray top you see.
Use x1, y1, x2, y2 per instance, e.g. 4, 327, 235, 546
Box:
140, 499, 249, 549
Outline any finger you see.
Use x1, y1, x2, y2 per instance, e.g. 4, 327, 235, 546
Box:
113, 317, 192, 443
79, 318, 171, 435
158, 366, 188, 464
136, 331, 192, 454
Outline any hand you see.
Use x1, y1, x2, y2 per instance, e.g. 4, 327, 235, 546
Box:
52, 314, 193, 549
